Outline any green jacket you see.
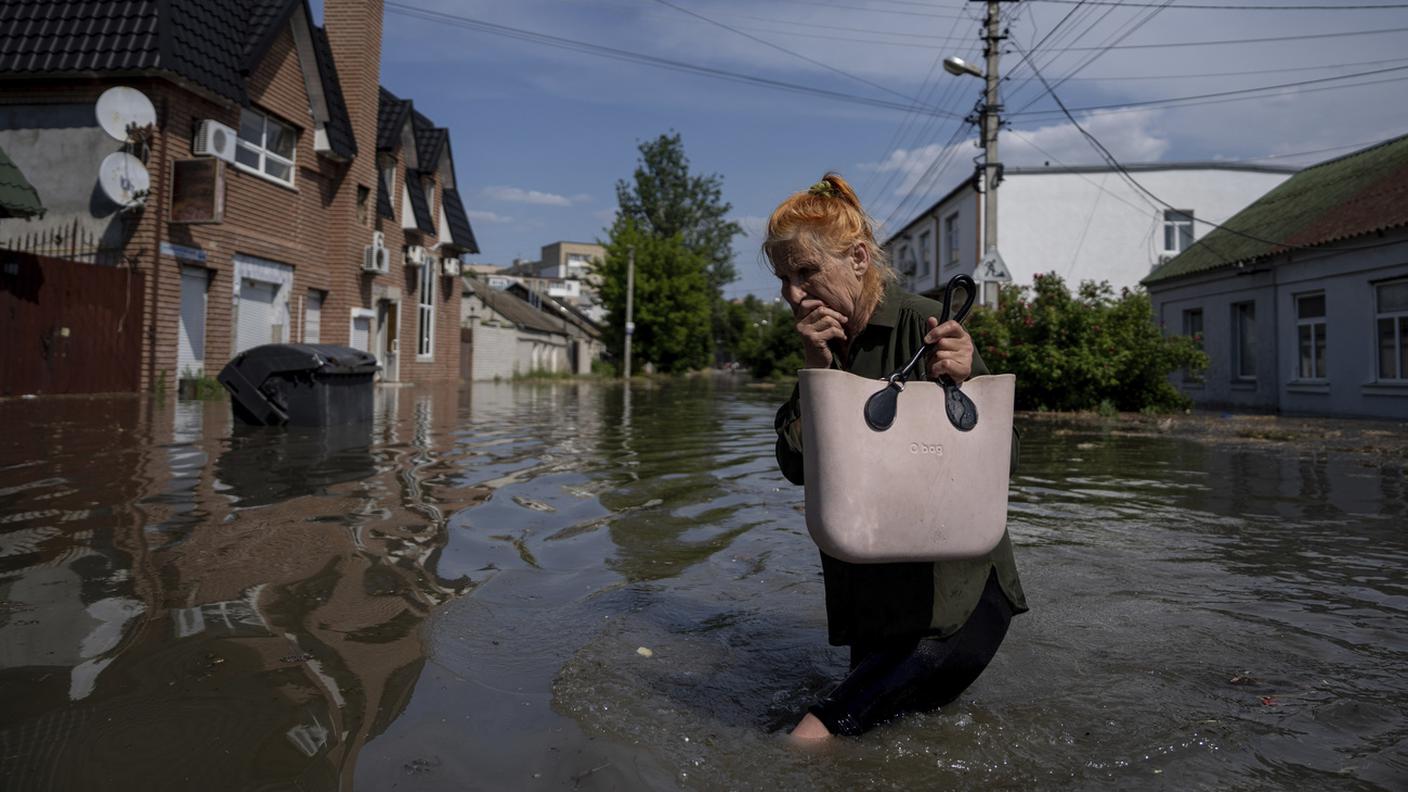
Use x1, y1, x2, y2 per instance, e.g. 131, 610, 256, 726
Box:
775, 281, 1028, 645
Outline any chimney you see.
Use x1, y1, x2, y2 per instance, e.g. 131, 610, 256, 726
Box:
323, 0, 383, 187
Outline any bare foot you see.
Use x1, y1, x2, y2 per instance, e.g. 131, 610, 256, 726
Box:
790, 713, 831, 740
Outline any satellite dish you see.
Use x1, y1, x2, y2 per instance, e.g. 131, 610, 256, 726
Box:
98, 151, 151, 208
96, 86, 157, 141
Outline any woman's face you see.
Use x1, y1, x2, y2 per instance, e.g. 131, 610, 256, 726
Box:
775, 242, 868, 322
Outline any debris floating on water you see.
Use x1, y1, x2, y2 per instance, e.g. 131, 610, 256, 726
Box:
636, 646, 654, 658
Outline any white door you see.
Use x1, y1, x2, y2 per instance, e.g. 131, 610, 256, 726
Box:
237, 278, 278, 354
376, 300, 399, 381
305, 290, 323, 344
178, 267, 207, 376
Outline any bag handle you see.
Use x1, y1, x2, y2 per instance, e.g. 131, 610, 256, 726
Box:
864, 274, 979, 432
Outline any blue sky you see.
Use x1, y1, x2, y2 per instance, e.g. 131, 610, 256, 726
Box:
313, 0, 1408, 299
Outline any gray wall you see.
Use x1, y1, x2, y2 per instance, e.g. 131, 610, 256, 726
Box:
0, 104, 134, 258
1150, 231, 1408, 419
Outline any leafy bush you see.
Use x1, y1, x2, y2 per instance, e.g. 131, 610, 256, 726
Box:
964, 273, 1206, 413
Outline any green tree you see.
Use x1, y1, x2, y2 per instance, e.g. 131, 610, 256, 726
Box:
965, 273, 1207, 412
597, 219, 712, 374
726, 295, 803, 378
613, 132, 741, 362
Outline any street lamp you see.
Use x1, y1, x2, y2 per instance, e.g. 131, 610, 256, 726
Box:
943, 56, 983, 79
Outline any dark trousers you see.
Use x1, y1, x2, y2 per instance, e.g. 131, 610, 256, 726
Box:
808, 571, 1015, 737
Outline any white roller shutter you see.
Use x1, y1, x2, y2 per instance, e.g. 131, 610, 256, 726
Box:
178, 267, 207, 376
237, 278, 277, 354
351, 314, 371, 352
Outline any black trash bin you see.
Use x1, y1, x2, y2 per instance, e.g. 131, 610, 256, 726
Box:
219, 344, 380, 427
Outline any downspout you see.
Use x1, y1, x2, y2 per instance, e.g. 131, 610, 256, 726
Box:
1270, 255, 1280, 411
148, 93, 170, 394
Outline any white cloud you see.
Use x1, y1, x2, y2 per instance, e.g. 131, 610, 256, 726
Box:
1004, 108, 1171, 167
467, 210, 514, 224
481, 185, 591, 206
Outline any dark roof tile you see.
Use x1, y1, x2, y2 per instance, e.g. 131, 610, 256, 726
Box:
377, 86, 411, 151
441, 187, 478, 254
1145, 134, 1408, 285
464, 278, 568, 336
0, 0, 355, 152
309, 25, 356, 159
410, 109, 447, 171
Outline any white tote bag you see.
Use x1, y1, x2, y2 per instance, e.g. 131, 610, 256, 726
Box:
797, 274, 1015, 563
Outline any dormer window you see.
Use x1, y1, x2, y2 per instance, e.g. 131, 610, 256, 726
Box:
235, 108, 296, 186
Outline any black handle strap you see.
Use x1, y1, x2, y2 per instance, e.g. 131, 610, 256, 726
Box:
863, 274, 979, 432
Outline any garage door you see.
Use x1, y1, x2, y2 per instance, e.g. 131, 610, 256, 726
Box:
236, 278, 278, 354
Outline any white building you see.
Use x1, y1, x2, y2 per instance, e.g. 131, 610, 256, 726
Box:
883, 163, 1296, 302
460, 276, 601, 380
1144, 135, 1408, 419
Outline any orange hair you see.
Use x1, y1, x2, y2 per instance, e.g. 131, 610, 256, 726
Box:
762, 172, 895, 315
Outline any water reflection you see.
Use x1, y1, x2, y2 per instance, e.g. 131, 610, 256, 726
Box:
0, 389, 478, 790
2, 387, 1405, 790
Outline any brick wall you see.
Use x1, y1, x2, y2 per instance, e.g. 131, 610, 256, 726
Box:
1, 0, 466, 394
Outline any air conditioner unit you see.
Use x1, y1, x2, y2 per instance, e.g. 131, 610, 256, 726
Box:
193, 119, 238, 163
405, 245, 429, 267
363, 231, 389, 274
441, 257, 461, 277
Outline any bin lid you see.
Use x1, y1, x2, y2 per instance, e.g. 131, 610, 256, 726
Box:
233, 343, 380, 376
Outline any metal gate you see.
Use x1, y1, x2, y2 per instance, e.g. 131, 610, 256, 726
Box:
0, 253, 145, 395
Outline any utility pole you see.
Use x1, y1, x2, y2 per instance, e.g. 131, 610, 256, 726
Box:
623, 245, 635, 380
981, 0, 1003, 254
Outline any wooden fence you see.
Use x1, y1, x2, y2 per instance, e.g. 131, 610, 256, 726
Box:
0, 251, 145, 395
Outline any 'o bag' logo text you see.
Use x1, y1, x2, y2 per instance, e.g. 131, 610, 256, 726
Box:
909, 442, 944, 456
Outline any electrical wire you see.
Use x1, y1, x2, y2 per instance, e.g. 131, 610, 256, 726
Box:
1007, 37, 1403, 263
382, 2, 963, 119
1048, 55, 1408, 81
646, 0, 924, 104
1009, 64, 1408, 117
1033, 24, 1408, 50
1026, 0, 1408, 9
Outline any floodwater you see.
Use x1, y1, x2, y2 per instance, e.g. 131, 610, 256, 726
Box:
0, 381, 1404, 791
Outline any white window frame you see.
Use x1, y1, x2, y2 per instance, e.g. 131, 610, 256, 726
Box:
417, 257, 435, 359
1232, 300, 1257, 381
304, 289, 325, 344
1163, 209, 1195, 255
234, 108, 297, 187
1295, 292, 1327, 381
1375, 278, 1408, 381
944, 213, 960, 268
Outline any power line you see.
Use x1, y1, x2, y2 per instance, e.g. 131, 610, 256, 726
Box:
1032, 24, 1408, 50
1047, 55, 1408, 81
1027, 0, 1408, 9
646, 0, 922, 104
1009, 63, 1408, 117
1005, 38, 1397, 264
383, 2, 963, 119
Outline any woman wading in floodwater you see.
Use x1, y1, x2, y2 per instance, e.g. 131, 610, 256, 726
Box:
767, 173, 1027, 738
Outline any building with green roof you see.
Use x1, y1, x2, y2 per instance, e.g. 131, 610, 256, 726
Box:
1143, 134, 1408, 419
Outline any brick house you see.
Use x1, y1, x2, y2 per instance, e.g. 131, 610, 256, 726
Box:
0, 0, 477, 394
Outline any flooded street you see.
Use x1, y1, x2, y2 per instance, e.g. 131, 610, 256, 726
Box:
1, 381, 1405, 790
